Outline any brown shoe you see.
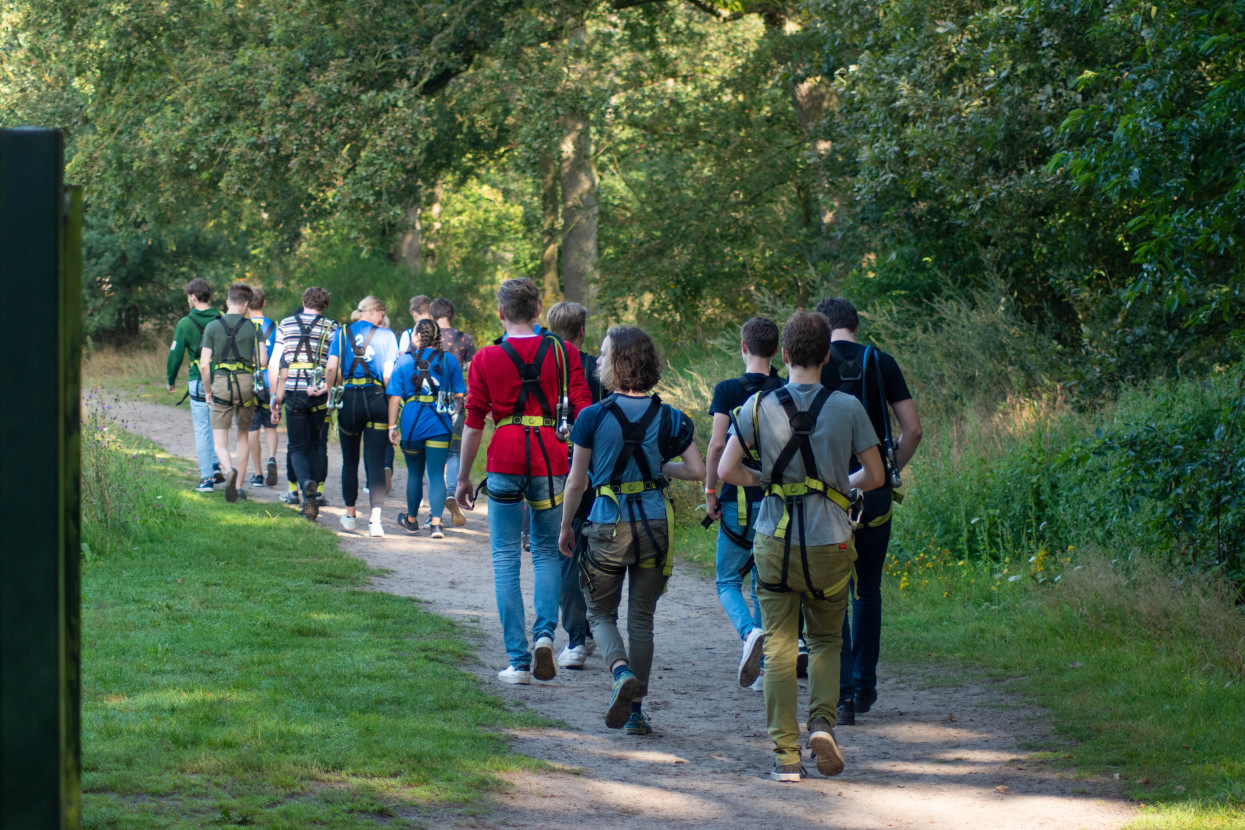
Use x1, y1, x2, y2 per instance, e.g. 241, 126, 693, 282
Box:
445, 497, 467, 527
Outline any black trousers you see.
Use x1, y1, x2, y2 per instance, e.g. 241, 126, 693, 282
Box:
338, 385, 388, 509
284, 391, 329, 489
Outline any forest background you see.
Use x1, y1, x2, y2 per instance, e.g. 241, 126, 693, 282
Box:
4, 0, 1245, 822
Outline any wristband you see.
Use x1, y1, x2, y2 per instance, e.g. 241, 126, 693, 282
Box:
388, 425, 398, 430
705, 487, 716, 496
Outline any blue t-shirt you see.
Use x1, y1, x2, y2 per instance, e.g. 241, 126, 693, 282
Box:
252, 316, 278, 387
329, 321, 399, 382
571, 393, 695, 524
386, 348, 466, 443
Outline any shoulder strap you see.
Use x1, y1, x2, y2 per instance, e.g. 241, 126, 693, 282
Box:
500, 337, 555, 419
602, 395, 663, 487
768, 386, 833, 486
830, 342, 865, 399
294, 314, 322, 363
344, 324, 379, 379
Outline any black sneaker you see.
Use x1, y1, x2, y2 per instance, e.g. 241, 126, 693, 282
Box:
770, 760, 806, 782
266, 457, 278, 487
279, 490, 300, 505
837, 698, 856, 726
796, 637, 810, 678
212, 463, 226, 484
224, 468, 239, 503
807, 716, 845, 776
302, 481, 320, 521
397, 512, 420, 535
855, 690, 877, 713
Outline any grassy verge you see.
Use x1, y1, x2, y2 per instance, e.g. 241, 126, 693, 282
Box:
81, 407, 546, 829
84, 333, 182, 407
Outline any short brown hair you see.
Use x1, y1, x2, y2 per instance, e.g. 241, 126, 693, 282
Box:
600, 326, 661, 393
741, 317, 779, 359
429, 297, 454, 321
497, 278, 540, 324
227, 283, 254, 307
782, 311, 830, 369
546, 301, 587, 341
185, 278, 211, 303
301, 286, 330, 312
247, 287, 266, 310
409, 294, 432, 317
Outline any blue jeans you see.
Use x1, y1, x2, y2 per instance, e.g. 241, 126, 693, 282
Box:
401, 436, 449, 518
841, 489, 893, 700
487, 472, 565, 669
188, 378, 217, 478
715, 499, 762, 640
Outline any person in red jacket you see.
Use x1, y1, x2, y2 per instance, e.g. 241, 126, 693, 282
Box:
456, 278, 592, 685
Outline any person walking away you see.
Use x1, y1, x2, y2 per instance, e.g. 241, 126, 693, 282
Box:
245, 288, 281, 489
327, 296, 398, 537
386, 319, 465, 538
200, 283, 267, 503
455, 278, 592, 685
815, 297, 922, 726
546, 301, 605, 669
559, 326, 704, 735
269, 286, 337, 520
166, 278, 223, 492
430, 297, 477, 528
704, 317, 785, 689
719, 311, 883, 782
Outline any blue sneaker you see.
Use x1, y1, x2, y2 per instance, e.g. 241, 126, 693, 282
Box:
606, 670, 644, 729
194, 477, 214, 493
623, 711, 652, 735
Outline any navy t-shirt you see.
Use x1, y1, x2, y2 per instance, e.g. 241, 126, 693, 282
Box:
571, 393, 695, 524
709, 370, 784, 507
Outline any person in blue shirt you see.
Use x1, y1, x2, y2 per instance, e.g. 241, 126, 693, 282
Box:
558, 326, 705, 736
386, 319, 465, 539
326, 296, 399, 537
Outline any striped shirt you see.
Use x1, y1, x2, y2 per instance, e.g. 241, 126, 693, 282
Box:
273, 312, 338, 392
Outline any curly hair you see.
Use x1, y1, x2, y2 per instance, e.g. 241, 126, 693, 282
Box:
600, 326, 661, 393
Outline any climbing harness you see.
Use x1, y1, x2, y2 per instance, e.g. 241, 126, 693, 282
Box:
210, 316, 261, 407
720, 371, 786, 551
398, 347, 456, 443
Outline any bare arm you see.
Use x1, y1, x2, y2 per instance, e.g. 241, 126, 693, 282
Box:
388, 396, 402, 445
703, 412, 731, 520
199, 347, 213, 403
891, 398, 922, 471
850, 445, 886, 493
719, 435, 760, 488
558, 445, 593, 557
455, 425, 484, 509
662, 440, 706, 482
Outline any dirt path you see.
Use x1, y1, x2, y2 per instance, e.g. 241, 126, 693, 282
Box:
108, 392, 1136, 830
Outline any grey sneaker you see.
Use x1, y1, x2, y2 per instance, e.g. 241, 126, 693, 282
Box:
265, 457, 278, 487
301, 480, 320, 521
739, 627, 765, 687
770, 760, 806, 782
279, 490, 300, 505
808, 716, 845, 776
224, 468, 239, 503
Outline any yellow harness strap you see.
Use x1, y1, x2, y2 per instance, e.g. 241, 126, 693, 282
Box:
497, 414, 556, 428
594, 482, 675, 578
344, 377, 382, 387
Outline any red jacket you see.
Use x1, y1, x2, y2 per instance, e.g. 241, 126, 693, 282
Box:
465, 334, 593, 476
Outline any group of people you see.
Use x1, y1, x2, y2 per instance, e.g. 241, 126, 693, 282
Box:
166, 282, 477, 537
165, 275, 921, 783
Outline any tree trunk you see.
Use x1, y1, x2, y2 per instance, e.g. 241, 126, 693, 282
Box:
424, 179, 443, 270
540, 152, 561, 302
397, 196, 422, 272
789, 76, 840, 232
559, 111, 598, 307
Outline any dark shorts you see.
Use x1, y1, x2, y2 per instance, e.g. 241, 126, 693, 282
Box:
248, 393, 279, 431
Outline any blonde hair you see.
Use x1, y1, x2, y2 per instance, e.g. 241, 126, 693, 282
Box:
352, 295, 386, 323
547, 301, 588, 341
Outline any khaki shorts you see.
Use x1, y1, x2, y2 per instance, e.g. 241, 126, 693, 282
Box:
209, 372, 256, 430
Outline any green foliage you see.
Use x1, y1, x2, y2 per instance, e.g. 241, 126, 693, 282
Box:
80, 425, 547, 827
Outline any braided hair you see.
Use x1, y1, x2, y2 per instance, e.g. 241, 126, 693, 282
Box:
415, 318, 442, 354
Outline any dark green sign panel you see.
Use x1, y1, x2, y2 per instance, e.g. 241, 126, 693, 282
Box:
0, 129, 83, 829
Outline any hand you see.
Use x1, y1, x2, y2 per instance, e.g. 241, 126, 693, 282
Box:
311, 382, 327, 396
558, 526, 576, 558
389, 428, 399, 446
270, 407, 280, 426
456, 478, 475, 510
167, 383, 175, 394
705, 492, 722, 521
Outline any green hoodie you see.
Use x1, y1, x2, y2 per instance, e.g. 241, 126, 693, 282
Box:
167, 307, 223, 385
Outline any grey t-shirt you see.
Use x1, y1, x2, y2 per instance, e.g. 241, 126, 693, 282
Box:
734, 383, 877, 545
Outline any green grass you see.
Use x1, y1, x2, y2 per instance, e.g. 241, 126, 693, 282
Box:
81, 430, 546, 829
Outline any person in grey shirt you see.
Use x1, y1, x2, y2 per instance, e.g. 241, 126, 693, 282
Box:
720, 310, 883, 783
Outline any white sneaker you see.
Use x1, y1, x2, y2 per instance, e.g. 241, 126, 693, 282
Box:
556, 645, 587, 669
339, 515, 357, 531
532, 636, 557, 681
583, 636, 597, 656
497, 665, 531, 685
739, 627, 765, 687
749, 669, 765, 691
369, 520, 384, 538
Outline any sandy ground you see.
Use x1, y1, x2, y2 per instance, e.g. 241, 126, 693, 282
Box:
108, 391, 1137, 830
